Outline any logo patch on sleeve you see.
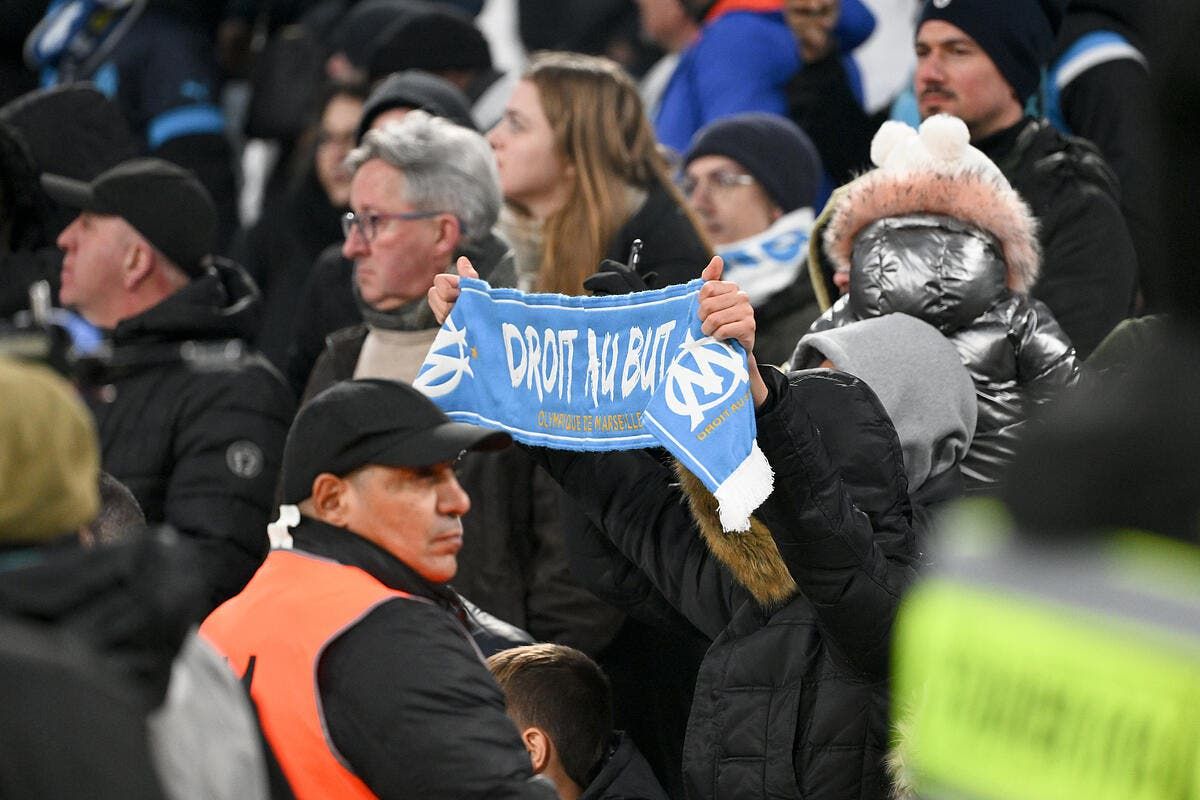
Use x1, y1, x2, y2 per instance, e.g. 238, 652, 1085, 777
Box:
226, 441, 265, 479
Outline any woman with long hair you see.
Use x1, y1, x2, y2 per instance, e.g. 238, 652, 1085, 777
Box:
488, 50, 710, 295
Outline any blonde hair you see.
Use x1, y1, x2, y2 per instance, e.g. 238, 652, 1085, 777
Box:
522, 52, 702, 295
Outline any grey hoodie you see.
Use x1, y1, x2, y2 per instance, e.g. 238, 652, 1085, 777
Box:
794, 313, 977, 496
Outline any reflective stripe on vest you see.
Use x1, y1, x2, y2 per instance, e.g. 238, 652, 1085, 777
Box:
893, 506, 1200, 799
201, 549, 427, 800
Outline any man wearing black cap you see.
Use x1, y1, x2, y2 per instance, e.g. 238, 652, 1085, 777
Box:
913, 0, 1136, 357
43, 157, 294, 611
202, 379, 557, 800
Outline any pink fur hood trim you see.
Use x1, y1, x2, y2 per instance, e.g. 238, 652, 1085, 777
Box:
823, 167, 1041, 293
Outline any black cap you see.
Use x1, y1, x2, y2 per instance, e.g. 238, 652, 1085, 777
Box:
41, 157, 216, 277
280, 379, 510, 504
357, 70, 478, 140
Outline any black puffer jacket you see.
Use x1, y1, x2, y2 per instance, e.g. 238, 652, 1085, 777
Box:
808, 215, 1077, 490
534, 366, 917, 799
980, 117, 1137, 357
797, 136, 1079, 491
90, 260, 295, 610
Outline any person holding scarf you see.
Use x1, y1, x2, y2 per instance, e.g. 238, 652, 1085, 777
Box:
427, 254, 917, 799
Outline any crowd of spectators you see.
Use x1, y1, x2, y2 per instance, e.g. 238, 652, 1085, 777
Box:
1, 0, 1197, 798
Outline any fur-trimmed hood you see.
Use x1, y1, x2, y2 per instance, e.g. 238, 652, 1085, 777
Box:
822, 116, 1041, 294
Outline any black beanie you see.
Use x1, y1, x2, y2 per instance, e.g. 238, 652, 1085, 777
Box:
917, 0, 1064, 102
683, 113, 823, 213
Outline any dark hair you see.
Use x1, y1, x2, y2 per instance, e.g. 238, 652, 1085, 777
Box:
288, 79, 370, 190
87, 471, 146, 545
487, 644, 612, 787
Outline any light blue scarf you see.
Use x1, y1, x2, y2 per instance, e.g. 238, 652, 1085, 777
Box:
717, 207, 814, 307
415, 277, 773, 531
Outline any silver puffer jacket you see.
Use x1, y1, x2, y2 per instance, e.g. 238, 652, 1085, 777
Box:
795, 212, 1078, 491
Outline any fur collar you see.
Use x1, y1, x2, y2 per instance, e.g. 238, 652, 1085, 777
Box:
823, 168, 1041, 294
674, 462, 797, 608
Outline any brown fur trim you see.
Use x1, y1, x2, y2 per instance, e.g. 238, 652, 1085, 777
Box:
823, 168, 1041, 293
673, 461, 797, 607
887, 702, 918, 800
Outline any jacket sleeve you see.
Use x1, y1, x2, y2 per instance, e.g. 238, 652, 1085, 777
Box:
1011, 295, 1081, 408
558, 503, 711, 637
320, 600, 558, 800
786, 53, 880, 185
529, 446, 738, 641
518, 461, 627, 655
751, 366, 917, 679
134, 15, 239, 251
166, 363, 295, 609
1028, 162, 1137, 359
656, 14, 800, 152
693, 15, 799, 125
1061, 61, 1166, 310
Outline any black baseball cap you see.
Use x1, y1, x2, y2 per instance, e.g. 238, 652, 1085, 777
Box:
41, 157, 216, 277
281, 379, 510, 504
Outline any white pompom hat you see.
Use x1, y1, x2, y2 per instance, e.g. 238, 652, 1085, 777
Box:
822, 114, 1041, 293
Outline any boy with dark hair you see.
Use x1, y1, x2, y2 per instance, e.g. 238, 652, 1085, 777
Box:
489, 644, 668, 800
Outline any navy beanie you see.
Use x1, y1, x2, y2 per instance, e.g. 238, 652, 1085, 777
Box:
917, 0, 1064, 103
683, 113, 823, 213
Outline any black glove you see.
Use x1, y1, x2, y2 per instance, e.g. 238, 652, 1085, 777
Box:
583, 259, 658, 296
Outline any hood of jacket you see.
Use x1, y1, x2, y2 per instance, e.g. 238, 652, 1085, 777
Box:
111, 256, 262, 345
847, 212, 1014, 333
793, 314, 977, 494
823, 165, 1040, 296
0, 530, 206, 709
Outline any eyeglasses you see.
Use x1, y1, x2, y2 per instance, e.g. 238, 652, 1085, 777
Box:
680, 170, 757, 198
315, 129, 356, 149
341, 209, 442, 243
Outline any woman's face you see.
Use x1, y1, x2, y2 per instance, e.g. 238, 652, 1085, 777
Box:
487, 80, 572, 219
315, 93, 364, 208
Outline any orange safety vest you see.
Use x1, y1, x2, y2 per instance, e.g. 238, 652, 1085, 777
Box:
201, 549, 428, 800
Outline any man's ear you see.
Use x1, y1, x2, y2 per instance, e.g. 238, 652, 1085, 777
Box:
122, 240, 155, 290
432, 213, 462, 260
522, 727, 551, 774
309, 473, 352, 527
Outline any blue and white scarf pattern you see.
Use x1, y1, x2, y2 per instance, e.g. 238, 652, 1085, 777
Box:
415, 277, 773, 532
717, 207, 814, 307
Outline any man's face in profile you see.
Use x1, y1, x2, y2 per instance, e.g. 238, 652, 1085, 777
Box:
336, 461, 470, 583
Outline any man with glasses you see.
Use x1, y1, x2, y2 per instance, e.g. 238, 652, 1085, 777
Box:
301, 109, 514, 402
680, 113, 826, 366
305, 109, 625, 662
40, 157, 294, 611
